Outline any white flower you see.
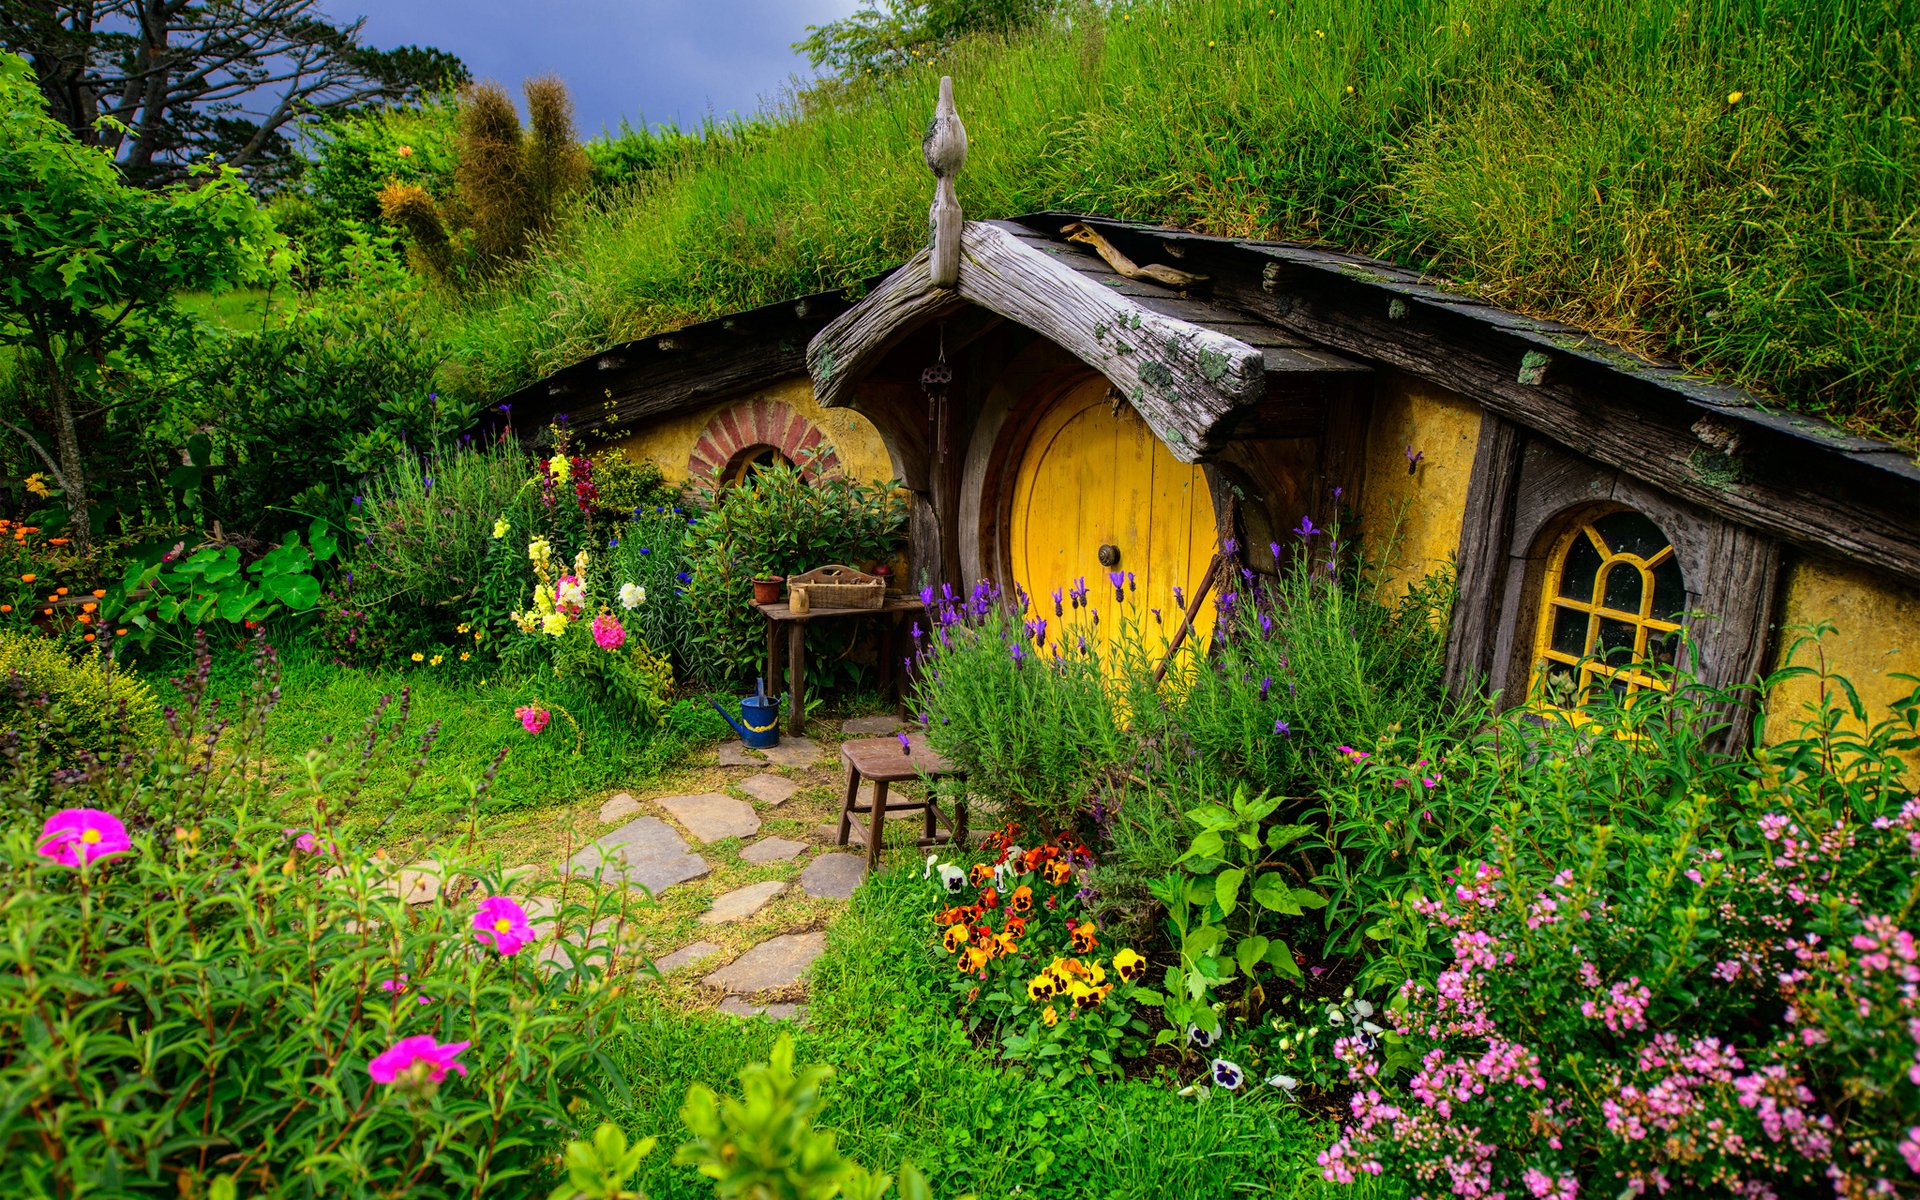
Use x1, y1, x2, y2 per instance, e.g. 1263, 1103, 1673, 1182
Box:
1351, 998, 1375, 1019
619, 582, 646, 609
1327, 1006, 1345, 1025
1361, 1021, 1383, 1035
1267, 1073, 1299, 1091
923, 853, 940, 879
1176, 1084, 1199, 1098
1186, 1024, 1216, 1049
937, 864, 966, 893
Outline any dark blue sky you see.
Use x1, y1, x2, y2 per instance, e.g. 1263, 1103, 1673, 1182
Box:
329, 1, 866, 135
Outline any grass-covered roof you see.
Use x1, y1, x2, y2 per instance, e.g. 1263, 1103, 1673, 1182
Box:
433, 0, 1919, 451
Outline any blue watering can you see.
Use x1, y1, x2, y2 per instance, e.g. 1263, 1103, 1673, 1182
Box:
710, 679, 782, 749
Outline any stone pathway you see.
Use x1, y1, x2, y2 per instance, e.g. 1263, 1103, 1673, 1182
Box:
509, 714, 949, 1022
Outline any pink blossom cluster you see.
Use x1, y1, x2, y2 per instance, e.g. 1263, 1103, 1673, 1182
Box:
1321, 799, 1920, 1197
590, 612, 626, 651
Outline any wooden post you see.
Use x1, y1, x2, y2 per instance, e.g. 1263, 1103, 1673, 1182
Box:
923, 77, 967, 288
1153, 554, 1222, 685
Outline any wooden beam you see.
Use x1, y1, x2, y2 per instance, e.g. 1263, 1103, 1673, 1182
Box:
809, 221, 1268, 461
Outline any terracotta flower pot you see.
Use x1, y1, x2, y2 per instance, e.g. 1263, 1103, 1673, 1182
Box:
752, 576, 784, 606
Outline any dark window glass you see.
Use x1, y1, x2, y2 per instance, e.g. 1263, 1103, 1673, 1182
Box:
1601, 563, 1644, 614
1550, 606, 1589, 656
1651, 556, 1687, 621
1593, 510, 1670, 560
1558, 532, 1605, 600
1596, 617, 1640, 664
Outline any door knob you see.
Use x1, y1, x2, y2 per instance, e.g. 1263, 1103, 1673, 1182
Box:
1097, 544, 1120, 567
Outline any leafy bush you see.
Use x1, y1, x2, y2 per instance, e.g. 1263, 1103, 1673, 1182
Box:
911, 581, 1127, 832
106, 519, 340, 654
346, 437, 541, 651
0, 635, 640, 1196
0, 629, 159, 760
682, 457, 906, 686
607, 505, 700, 675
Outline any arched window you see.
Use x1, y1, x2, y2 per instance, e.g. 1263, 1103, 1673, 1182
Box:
723, 445, 794, 487
1533, 509, 1687, 707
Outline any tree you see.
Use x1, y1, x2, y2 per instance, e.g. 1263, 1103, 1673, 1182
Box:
0, 51, 276, 553
1, 1, 466, 187
796, 0, 1058, 80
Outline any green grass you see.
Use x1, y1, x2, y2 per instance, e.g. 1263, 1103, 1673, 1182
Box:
429, 0, 1919, 448
177, 286, 280, 332
173, 639, 728, 843
606, 865, 1386, 1200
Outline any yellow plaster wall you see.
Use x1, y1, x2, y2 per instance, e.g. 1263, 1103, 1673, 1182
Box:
1358, 372, 1484, 600
1762, 555, 1920, 775
598, 377, 895, 485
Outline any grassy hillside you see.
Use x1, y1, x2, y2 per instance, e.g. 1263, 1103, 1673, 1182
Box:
433, 0, 1919, 447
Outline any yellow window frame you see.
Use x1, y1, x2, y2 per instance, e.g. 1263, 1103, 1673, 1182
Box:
1531, 517, 1682, 710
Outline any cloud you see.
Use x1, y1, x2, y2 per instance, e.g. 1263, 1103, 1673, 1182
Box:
329, 0, 866, 133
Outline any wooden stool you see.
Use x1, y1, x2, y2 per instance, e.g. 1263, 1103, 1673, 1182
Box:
837, 733, 965, 870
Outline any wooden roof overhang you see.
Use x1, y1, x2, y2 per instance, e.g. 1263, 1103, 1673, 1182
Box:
807, 220, 1370, 462
486, 286, 865, 444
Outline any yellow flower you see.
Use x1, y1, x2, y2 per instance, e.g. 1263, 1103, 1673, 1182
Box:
1113, 947, 1147, 983
474, 629, 484, 640
430, 654, 443, 666
396, 144, 414, 158
1726, 90, 1744, 105
547, 454, 572, 485
943, 924, 971, 954
1042, 1005, 1059, 1027
492, 517, 509, 539
410, 652, 424, 662
457, 623, 470, 633
23, 473, 50, 498
541, 611, 570, 637
528, 536, 552, 567
460, 651, 471, 661
1027, 974, 1058, 1002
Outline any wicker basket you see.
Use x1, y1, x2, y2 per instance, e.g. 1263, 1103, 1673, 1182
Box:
786, 564, 885, 610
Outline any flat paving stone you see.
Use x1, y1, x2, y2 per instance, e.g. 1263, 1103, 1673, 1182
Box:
599, 792, 643, 824
703, 932, 826, 993
740, 836, 809, 865
387, 860, 444, 905
737, 773, 799, 807
840, 715, 905, 735
654, 940, 722, 972
757, 737, 824, 769
567, 816, 710, 894
699, 880, 788, 925
717, 997, 807, 1021
717, 741, 762, 767
799, 853, 867, 900
658, 792, 761, 843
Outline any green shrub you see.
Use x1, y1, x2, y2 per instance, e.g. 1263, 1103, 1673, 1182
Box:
347, 437, 542, 652
607, 506, 700, 675
0, 635, 640, 1197
682, 457, 906, 686
911, 582, 1127, 832
0, 630, 158, 760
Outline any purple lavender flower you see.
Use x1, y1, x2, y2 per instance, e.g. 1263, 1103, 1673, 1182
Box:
1172, 585, 1185, 609
1151, 607, 1162, 624
1259, 612, 1274, 636
1009, 641, 1027, 667
1405, 444, 1425, 474
920, 585, 936, 608
1268, 541, 1281, 561
1274, 719, 1290, 736
1052, 587, 1064, 617
1224, 538, 1239, 555
1293, 515, 1319, 539
898, 732, 912, 756
910, 623, 924, 641
1258, 676, 1272, 702
1109, 571, 1125, 602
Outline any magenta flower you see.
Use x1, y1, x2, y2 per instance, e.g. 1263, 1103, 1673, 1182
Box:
367, 1035, 470, 1085
36, 808, 131, 867
516, 705, 550, 735
472, 895, 535, 956
380, 973, 433, 1005
591, 612, 626, 651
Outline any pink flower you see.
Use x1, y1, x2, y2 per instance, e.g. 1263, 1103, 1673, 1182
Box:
472, 895, 535, 956
591, 612, 626, 651
1337, 745, 1370, 762
516, 705, 550, 735
284, 828, 340, 857
36, 808, 131, 867
380, 973, 432, 1005
367, 1035, 470, 1085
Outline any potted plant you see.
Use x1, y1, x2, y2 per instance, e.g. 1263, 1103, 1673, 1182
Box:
749, 554, 784, 606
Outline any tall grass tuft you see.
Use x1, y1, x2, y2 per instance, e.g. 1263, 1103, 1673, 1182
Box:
432, 0, 1920, 445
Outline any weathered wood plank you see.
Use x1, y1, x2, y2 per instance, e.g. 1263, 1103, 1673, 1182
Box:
1445, 414, 1525, 697
811, 222, 1271, 461
1217, 264, 1920, 583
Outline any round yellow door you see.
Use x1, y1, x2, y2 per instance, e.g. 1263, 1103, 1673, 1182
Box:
1009, 375, 1218, 656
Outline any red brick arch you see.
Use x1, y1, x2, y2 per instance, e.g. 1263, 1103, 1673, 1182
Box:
687, 397, 838, 490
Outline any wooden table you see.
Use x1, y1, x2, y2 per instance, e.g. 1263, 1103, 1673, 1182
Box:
756, 595, 925, 736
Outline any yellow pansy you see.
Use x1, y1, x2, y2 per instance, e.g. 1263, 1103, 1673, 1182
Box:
410, 652, 424, 662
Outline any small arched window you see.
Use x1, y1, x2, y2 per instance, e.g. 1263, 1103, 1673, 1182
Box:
1533, 509, 1687, 707
723, 445, 794, 487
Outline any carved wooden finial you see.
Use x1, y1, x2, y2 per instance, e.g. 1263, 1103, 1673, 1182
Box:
923, 75, 967, 288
